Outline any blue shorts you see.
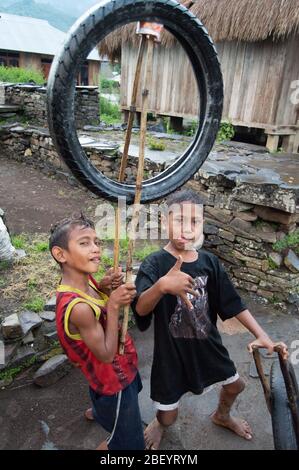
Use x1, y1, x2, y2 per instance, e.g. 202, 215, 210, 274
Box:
89, 372, 145, 450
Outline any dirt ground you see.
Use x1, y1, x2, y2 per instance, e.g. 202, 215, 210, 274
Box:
0, 155, 102, 234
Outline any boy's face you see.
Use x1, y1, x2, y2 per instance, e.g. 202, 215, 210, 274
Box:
167, 201, 204, 251
53, 225, 101, 274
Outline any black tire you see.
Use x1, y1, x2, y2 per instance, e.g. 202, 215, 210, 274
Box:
47, 0, 223, 203
270, 360, 299, 450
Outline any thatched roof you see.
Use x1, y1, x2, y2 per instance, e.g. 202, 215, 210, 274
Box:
98, 0, 299, 58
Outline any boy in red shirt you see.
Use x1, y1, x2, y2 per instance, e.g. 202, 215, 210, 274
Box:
49, 214, 144, 450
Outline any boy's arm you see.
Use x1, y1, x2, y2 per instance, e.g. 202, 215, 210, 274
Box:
71, 283, 136, 363
135, 278, 165, 316
236, 309, 288, 359
70, 301, 120, 363
136, 256, 198, 316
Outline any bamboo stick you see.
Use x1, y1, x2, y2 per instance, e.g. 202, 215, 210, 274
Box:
119, 36, 154, 354
113, 35, 146, 273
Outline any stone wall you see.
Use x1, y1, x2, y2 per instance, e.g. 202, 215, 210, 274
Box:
0, 125, 298, 310
2, 84, 99, 129
187, 155, 299, 312
0, 124, 164, 184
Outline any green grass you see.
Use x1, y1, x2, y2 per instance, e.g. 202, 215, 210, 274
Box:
23, 295, 45, 313
273, 230, 299, 254
0, 66, 44, 85
100, 96, 121, 124
11, 234, 27, 249
33, 241, 49, 252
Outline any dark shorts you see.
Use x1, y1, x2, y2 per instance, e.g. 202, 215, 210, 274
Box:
89, 372, 145, 450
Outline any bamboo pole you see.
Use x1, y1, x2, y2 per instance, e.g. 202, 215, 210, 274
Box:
113, 35, 147, 272
119, 36, 154, 354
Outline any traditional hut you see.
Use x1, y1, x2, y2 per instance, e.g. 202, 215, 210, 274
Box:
99, 0, 299, 153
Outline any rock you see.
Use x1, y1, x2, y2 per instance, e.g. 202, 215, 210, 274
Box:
231, 217, 252, 233
284, 250, 299, 273
22, 331, 35, 345
44, 296, 56, 312
232, 184, 297, 214
0, 342, 19, 371
13, 249, 26, 260
227, 201, 254, 212
233, 270, 260, 284
41, 321, 57, 335
256, 232, 277, 243
203, 223, 218, 235
19, 311, 43, 335
235, 279, 258, 292
257, 289, 276, 299
40, 311, 56, 322
258, 281, 281, 293
268, 252, 283, 268
33, 355, 72, 387
1, 314, 23, 340
234, 212, 258, 222
9, 345, 36, 368
219, 229, 235, 242
205, 235, 222, 246
204, 207, 233, 224
24, 148, 32, 157
253, 206, 295, 225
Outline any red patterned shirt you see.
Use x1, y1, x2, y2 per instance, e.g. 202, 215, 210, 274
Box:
55, 276, 138, 395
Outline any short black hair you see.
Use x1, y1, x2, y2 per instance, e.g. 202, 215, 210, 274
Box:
49, 213, 95, 254
166, 189, 205, 208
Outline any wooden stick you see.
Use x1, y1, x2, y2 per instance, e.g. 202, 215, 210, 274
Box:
113, 35, 146, 272
119, 36, 154, 354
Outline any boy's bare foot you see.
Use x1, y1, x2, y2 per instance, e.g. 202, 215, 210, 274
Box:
144, 418, 165, 450
211, 411, 253, 440
84, 408, 94, 421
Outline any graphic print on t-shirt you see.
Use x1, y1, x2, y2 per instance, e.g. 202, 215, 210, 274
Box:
169, 276, 211, 339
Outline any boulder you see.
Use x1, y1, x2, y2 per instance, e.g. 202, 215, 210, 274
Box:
1, 314, 23, 340
33, 355, 72, 387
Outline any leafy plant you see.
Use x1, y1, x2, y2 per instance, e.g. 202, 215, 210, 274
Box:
217, 121, 235, 142
148, 137, 166, 151
0, 66, 44, 85
273, 230, 299, 255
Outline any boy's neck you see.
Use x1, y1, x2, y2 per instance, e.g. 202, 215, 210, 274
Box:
61, 269, 91, 293
164, 242, 197, 261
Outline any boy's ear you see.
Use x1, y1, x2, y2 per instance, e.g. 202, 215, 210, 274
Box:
51, 246, 67, 264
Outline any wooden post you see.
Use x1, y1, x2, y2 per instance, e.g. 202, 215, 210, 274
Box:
119, 37, 154, 354
266, 133, 279, 153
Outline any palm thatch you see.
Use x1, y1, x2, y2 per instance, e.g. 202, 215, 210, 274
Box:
98, 0, 299, 58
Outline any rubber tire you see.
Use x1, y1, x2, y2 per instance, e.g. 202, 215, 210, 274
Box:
47, 0, 223, 203
270, 360, 299, 450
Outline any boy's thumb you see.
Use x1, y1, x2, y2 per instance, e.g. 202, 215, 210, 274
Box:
173, 255, 183, 271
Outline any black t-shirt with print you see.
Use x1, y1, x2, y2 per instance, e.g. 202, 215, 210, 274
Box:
132, 248, 247, 404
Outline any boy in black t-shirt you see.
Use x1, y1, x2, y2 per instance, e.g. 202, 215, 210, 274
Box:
132, 189, 288, 450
